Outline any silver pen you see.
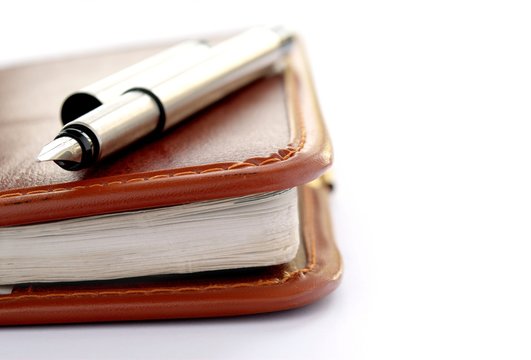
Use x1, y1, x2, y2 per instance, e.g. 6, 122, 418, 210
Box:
37, 25, 294, 170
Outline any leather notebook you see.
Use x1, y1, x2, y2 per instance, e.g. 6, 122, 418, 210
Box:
0, 37, 342, 325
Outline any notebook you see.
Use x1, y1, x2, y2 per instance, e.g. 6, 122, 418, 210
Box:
0, 36, 342, 325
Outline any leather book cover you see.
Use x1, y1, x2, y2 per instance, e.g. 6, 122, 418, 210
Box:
0, 37, 342, 325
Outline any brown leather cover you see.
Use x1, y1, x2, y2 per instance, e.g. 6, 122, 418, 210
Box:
0, 183, 341, 325
0, 37, 341, 325
0, 39, 332, 226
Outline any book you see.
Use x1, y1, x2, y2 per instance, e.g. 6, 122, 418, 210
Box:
0, 36, 341, 325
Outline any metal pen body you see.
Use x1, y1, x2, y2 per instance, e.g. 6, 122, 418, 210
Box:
43, 26, 294, 170
154, 26, 292, 130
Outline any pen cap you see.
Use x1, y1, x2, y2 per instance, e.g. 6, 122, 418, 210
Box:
60, 40, 211, 125
153, 26, 295, 131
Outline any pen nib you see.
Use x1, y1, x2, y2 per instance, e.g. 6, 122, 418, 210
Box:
37, 137, 83, 163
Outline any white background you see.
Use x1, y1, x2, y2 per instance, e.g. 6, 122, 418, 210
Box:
1, 1, 531, 359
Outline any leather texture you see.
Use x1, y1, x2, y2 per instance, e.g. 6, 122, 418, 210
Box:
0, 39, 332, 226
0, 37, 341, 325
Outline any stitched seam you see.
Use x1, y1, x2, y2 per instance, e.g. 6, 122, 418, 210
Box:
0, 137, 306, 199
1, 133, 305, 201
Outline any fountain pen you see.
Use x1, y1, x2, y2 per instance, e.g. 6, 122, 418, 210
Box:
37, 26, 294, 170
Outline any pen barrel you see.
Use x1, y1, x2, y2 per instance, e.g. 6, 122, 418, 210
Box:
151, 26, 293, 130
61, 40, 211, 124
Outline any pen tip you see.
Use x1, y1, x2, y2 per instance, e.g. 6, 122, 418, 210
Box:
37, 137, 83, 163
